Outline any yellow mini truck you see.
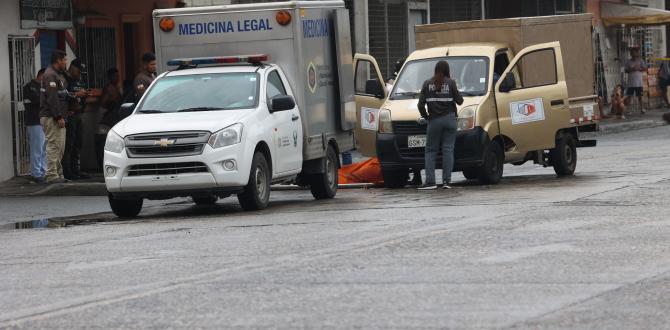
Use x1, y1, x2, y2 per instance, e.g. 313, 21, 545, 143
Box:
354, 14, 599, 188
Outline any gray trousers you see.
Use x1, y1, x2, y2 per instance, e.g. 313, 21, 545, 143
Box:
424, 113, 457, 184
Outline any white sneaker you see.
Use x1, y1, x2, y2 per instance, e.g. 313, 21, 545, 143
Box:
442, 183, 453, 189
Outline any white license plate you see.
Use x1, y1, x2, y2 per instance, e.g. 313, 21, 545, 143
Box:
408, 135, 427, 148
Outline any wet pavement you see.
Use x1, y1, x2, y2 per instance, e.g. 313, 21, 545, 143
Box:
1, 126, 670, 329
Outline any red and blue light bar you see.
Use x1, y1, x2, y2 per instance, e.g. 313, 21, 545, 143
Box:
167, 54, 269, 67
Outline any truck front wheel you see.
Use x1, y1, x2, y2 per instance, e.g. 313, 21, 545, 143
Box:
382, 169, 408, 189
108, 194, 143, 218
477, 141, 504, 184
238, 152, 271, 211
551, 134, 577, 176
310, 145, 338, 199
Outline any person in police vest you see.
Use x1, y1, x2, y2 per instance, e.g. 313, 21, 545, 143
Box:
62, 58, 90, 180
133, 52, 157, 103
417, 60, 463, 190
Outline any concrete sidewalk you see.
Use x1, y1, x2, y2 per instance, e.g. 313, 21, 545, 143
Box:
2, 110, 667, 197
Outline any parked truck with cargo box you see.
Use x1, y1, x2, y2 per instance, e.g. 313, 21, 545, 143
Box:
356, 14, 599, 188
103, 1, 387, 217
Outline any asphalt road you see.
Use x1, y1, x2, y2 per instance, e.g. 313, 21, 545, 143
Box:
1, 126, 670, 329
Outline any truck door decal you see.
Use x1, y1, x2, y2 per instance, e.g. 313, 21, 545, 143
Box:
307, 62, 317, 93
509, 98, 545, 125
361, 107, 379, 131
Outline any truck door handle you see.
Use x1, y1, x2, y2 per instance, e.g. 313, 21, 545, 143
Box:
292, 114, 300, 121
551, 99, 565, 106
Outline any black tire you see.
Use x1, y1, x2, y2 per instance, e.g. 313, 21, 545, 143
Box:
477, 141, 504, 184
108, 194, 143, 218
237, 152, 271, 211
192, 196, 218, 205
462, 168, 478, 180
551, 133, 577, 176
310, 145, 339, 199
382, 169, 409, 189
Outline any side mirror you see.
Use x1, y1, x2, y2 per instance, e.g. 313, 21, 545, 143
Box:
119, 103, 135, 119
364, 79, 385, 99
269, 95, 295, 112
499, 72, 516, 93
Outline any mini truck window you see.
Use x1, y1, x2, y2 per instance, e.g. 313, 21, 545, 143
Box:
138, 72, 260, 113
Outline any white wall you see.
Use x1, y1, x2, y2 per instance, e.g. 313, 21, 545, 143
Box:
0, 2, 32, 182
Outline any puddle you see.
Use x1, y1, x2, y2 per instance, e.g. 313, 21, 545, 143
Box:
1, 218, 77, 230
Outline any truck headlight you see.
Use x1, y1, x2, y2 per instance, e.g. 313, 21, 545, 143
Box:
378, 109, 393, 133
208, 123, 243, 149
457, 105, 477, 131
104, 131, 125, 154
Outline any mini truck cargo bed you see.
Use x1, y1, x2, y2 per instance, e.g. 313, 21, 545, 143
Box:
153, 1, 357, 161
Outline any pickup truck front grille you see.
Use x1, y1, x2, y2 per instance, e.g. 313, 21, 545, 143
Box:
127, 162, 209, 177
125, 131, 211, 158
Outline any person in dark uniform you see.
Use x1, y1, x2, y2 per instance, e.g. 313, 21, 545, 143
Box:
40, 50, 70, 184
133, 52, 157, 102
95, 68, 123, 169
62, 58, 90, 180
23, 68, 47, 183
417, 60, 463, 190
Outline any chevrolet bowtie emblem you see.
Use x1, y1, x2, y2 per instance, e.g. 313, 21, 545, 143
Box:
154, 138, 176, 147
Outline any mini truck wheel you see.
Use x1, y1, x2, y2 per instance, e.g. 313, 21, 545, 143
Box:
237, 152, 271, 211
477, 141, 504, 184
382, 169, 409, 189
551, 133, 577, 176
108, 194, 143, 218
310, 145, 339, 199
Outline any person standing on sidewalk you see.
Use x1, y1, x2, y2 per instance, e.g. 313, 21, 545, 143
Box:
417, 61, 463, 190
23, 68, 47, 183
624, 47, 647, 114
133, 52, 157, 103
62, 58, 90, 180
40, 50, 70, 184
657, 59, 670, 109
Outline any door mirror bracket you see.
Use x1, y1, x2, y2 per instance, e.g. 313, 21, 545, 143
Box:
499, 72, 516, 93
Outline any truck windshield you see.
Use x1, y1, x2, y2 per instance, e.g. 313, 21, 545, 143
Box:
391, 57, 489, 100
137, 72, 260, 113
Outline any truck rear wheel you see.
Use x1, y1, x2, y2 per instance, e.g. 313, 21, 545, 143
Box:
192, 196, 218, 205
382, 169, 408, 189
551, 134, 577, 176
310, 145, 338, 199
477, 141, 504, 184
108, 194, 143, 218
238, 152, 271, 211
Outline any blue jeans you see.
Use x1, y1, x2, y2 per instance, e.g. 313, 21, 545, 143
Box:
27, 124, 47, 178
424, 113, 457, 185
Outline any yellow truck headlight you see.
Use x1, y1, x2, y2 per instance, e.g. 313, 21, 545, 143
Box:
379, 109, 393, 133
457, 105, 477, 131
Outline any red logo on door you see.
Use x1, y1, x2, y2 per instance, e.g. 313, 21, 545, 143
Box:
517, 103, 536, 116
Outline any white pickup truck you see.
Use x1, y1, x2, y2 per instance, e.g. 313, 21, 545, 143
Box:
103, 1, 385, 217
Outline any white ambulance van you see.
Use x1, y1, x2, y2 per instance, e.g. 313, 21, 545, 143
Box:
103, 1, 386, 217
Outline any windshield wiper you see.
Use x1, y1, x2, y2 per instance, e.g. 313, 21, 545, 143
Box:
178, 107, 225, 112
392, 91, 420, 98
138, 110, 164, 114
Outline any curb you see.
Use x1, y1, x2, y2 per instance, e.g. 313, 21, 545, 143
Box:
596, 119, 667, 135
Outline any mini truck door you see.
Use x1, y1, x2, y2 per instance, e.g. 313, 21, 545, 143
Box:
494, 41, 570, 152
353, 54, 386, 157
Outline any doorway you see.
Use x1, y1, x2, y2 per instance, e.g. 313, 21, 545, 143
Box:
8, 36, 36, 176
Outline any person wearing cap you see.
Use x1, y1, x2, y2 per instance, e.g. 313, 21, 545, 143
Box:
39, 50, 70, 184
133, 52, 157, 103
62, 58, 90, 180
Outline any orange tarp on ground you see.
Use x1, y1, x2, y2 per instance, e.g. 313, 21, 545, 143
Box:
338, 157, 384, 185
